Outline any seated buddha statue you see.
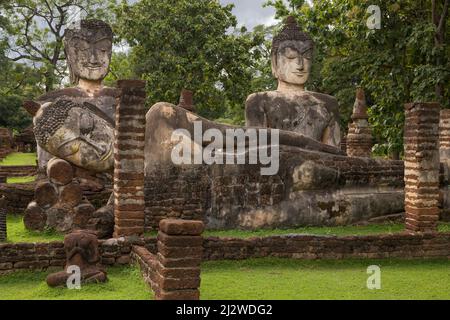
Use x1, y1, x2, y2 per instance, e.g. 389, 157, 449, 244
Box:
23, 20, 117, 237
25, 19, 118, 172
245, 16, 341, 148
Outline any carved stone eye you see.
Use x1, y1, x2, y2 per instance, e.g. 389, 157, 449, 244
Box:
283, 47, 299, 59
302, 49, 312, 60
80, 113, 94, 135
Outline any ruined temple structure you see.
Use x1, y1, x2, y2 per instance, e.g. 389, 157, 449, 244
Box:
113, 80, 146, 238
177, 89, 195, 113
143, 17, 408, 230
346, 88, 373, 158
14, 126, 36, 153
46, 230, 107, 287
23, 20, 116, 237
0, 128, 13, 160
0, 196, 6, 242
24, 18, 448, 236
404, 103, 440, 233
23, 156, 113, 237
439, 109, 450, 169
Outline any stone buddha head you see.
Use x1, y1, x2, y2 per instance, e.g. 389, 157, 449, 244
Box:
271, 16, 314, 89
64, 19, 113, 85
34, 100, 114, 172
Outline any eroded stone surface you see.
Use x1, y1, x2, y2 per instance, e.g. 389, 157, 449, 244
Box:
46, 230, 107, 287
245, 16, 341, 147
346, 88, 373, 158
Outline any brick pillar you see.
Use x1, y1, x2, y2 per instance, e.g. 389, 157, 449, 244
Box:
404, 102, 440, 233
0, 196, 6, 242
346, 88, 372, 158
114, 80, 146, 238
439, 109, 450, 167
155, 219, 204, 300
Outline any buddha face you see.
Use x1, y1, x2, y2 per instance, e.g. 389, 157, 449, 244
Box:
272, 40, 313, 86
35, 101, 114, 172
65, 35, 112, 83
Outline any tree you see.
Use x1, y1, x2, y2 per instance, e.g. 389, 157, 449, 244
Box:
113, 0, 265, 122
0, 0, 115, 92
0, 38, 41, 131
266, 0, 450, 157
432, 0, 449, 103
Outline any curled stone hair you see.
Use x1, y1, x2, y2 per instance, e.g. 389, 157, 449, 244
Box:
271, 16, 314, 57
34, 99, 114, 146
64, 19, 113, 41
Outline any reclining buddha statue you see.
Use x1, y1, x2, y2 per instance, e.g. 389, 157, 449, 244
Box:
143, 17, 405, 230
26, 18, 411, 235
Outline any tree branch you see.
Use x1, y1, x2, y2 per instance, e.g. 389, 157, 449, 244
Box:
437, 0, 449, 34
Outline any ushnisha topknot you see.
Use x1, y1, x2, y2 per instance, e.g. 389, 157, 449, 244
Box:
64, 19, 113, 40
272, 16, 314, 55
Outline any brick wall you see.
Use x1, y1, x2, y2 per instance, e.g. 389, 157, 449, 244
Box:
0, 166, 37, 178
0, 237, 156, 274
1, 232, 449, 274
203, 233, 450, 260
0, 183, 35, 213
132, 219, 204, 300
0, 183, 111, 214
0, 150, 11, 161
145, 149, 406, 230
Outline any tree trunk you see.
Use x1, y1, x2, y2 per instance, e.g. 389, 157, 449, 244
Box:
44, 64, 55, 92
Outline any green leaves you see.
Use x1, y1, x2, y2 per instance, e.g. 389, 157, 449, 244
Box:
113, 0, 267, 122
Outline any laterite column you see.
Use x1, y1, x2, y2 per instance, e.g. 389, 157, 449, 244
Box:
404, 102, 440, 233
0, 196, 6, 242
439, 109, 450, 167
114, 80, 146, 237
156, 219, 204, 300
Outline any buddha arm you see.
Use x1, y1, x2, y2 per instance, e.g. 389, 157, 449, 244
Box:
321, 119, 341, 148
245, 93, 267, 127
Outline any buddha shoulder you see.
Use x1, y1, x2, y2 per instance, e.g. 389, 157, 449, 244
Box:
36, 86, 120, 104
306, 91, 339, 114
246, 90, 338, 108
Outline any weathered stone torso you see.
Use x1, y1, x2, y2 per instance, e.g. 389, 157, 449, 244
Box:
36, 87, 119, 121
245, 91, 341, 147
35, 87, 119, 169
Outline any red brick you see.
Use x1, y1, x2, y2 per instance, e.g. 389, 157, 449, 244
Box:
157, 232, 203, 247
159, 219, 204, 236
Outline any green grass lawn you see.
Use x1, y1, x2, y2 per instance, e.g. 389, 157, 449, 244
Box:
0, 153, 37, 184
7, 214, 450, 243
0, 259, 448, 300
6, 215, 64, 243
201, 222, 450, 238
0, 152, 37, 166
0, 265, 152, 300
201, 258, 450, 300
6, 176, 36, 184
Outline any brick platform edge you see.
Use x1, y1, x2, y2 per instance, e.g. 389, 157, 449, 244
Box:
0, 166, 37, 178
131, 219, 204, 300
1, 232, 449, 275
